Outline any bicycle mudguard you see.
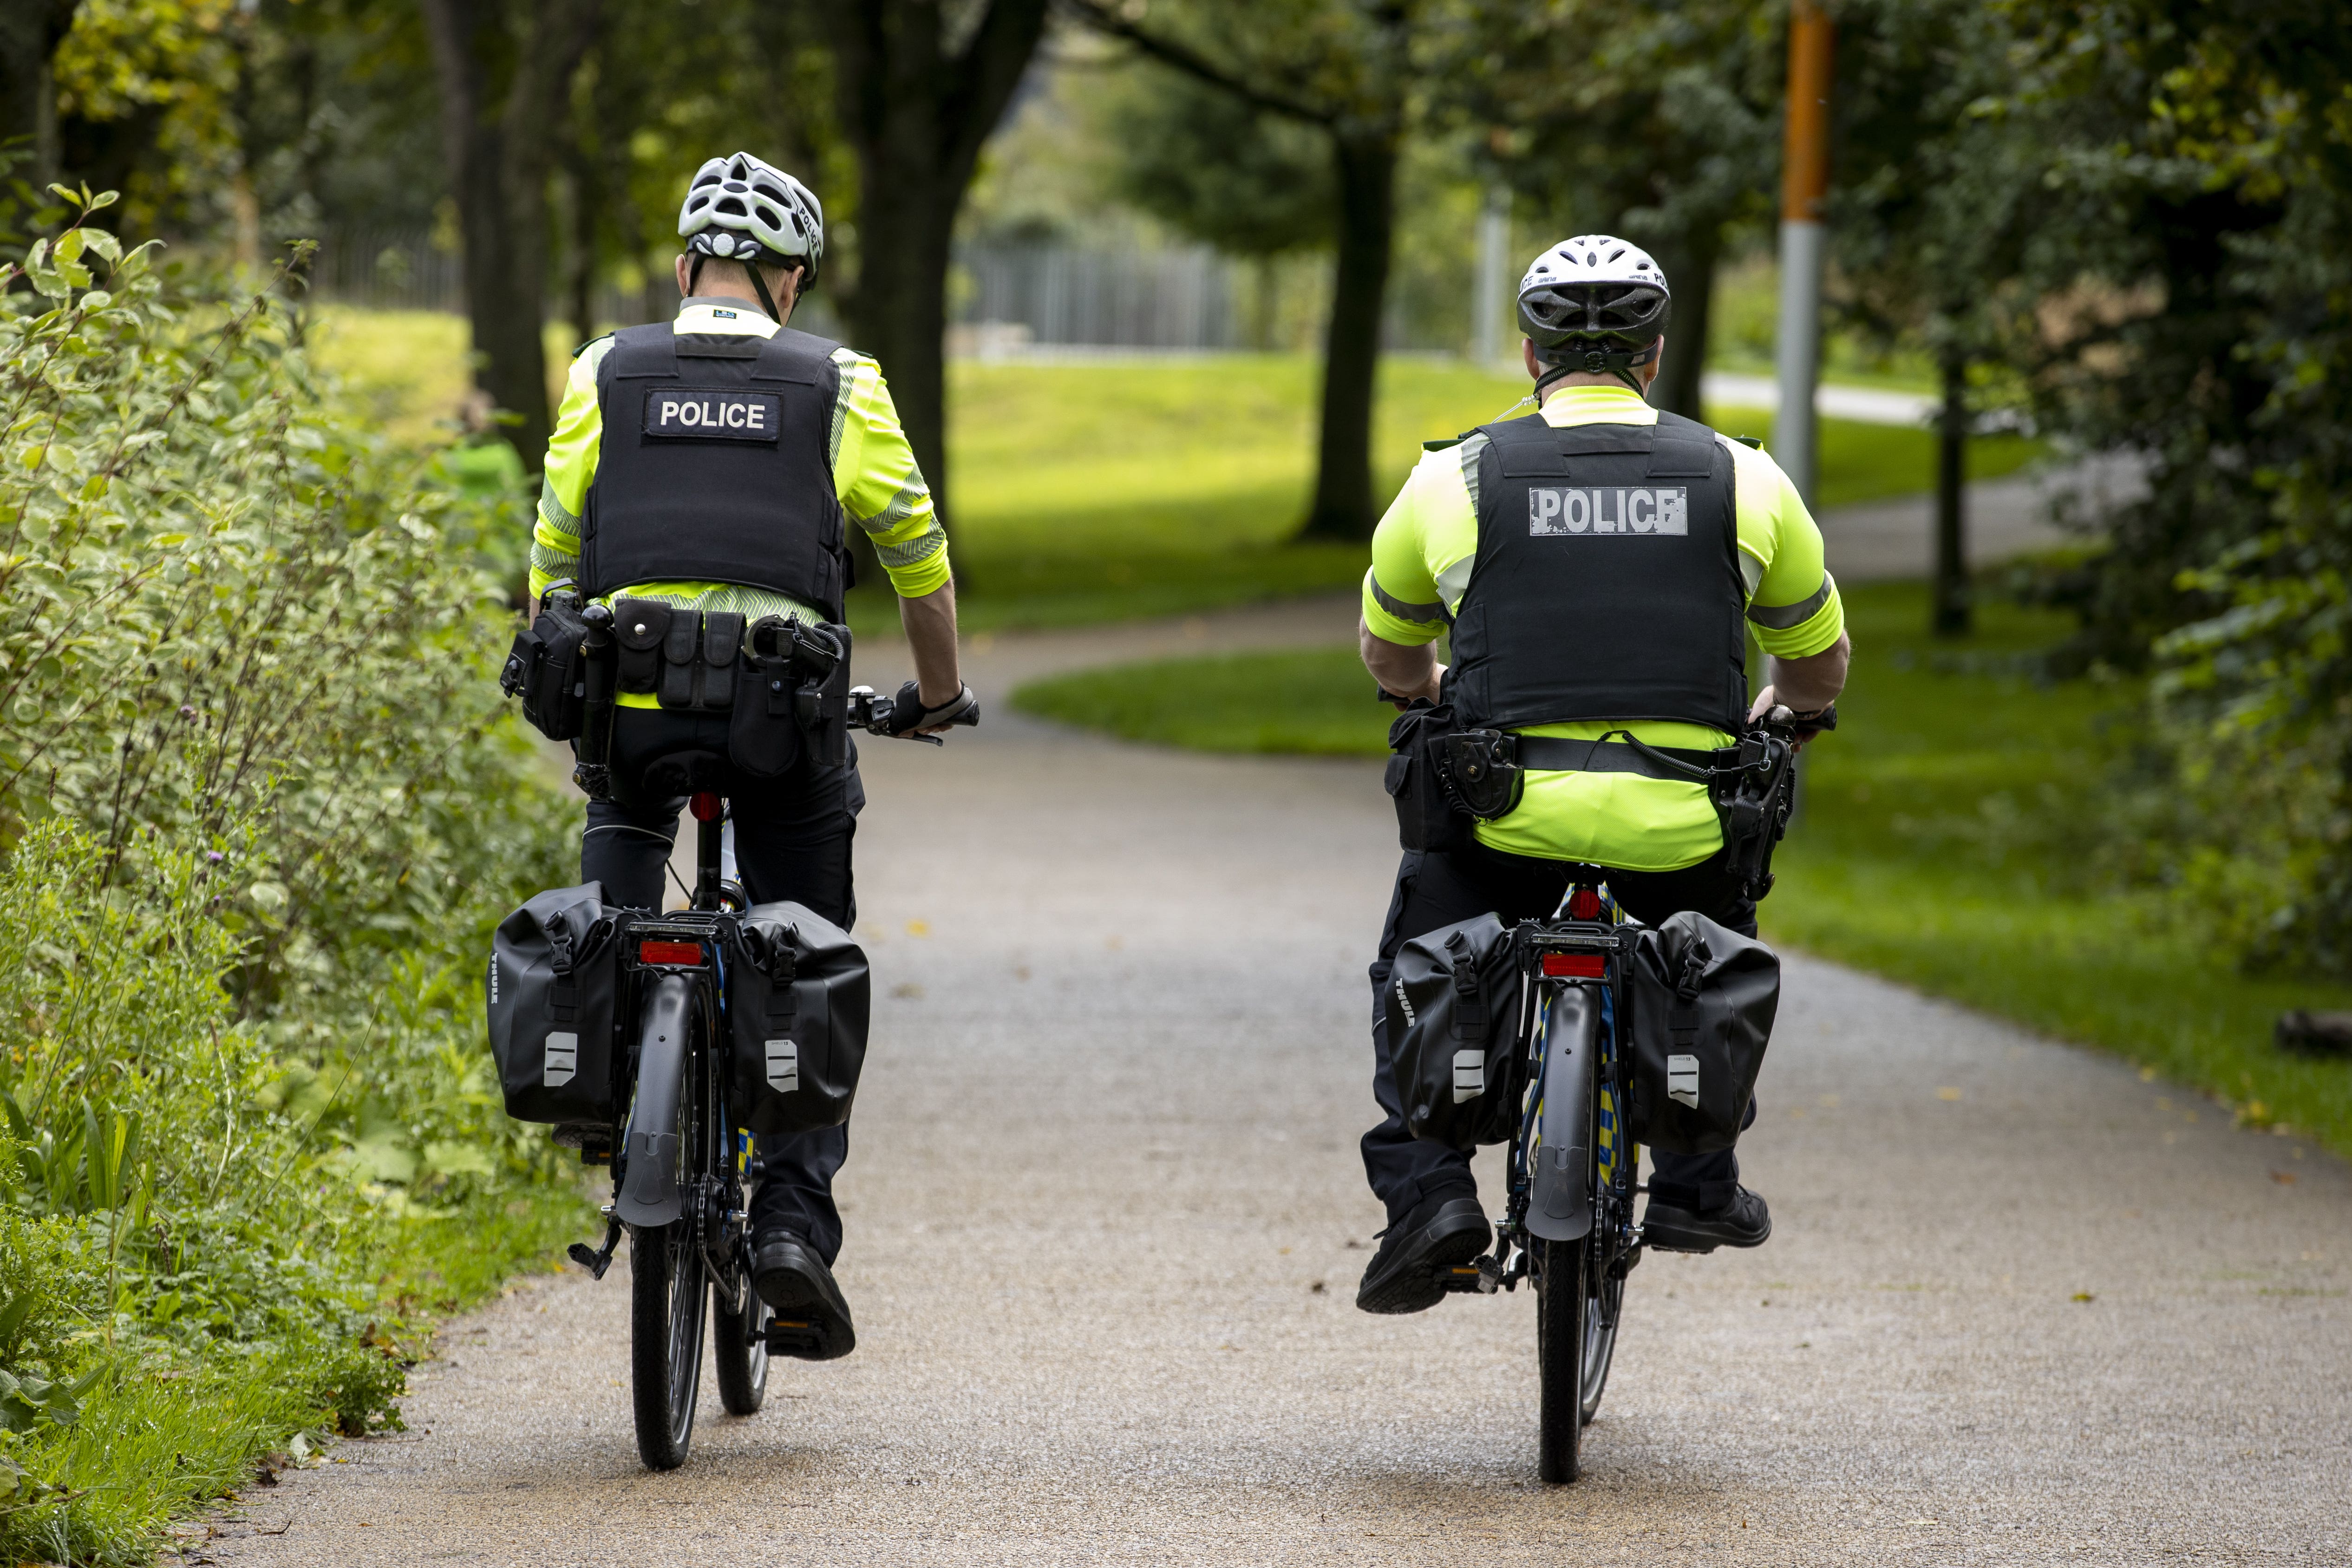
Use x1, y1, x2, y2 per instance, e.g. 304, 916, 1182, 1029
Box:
615, 973, 694, 1228
1526, 984, 1599, 1242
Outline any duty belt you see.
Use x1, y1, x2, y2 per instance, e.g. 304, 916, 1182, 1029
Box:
1508, 733, 1735, 783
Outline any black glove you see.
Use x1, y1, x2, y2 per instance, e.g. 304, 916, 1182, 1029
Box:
1787, 702, 1838, 743
884, 679, 980, 736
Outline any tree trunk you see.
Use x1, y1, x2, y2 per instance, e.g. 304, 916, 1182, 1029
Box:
1648, 231, 1718, 423
820, 0, 1050, 595
417, 0, 599, 472
1933, 346, 1970, 637
1300, 130, 1398, 541
836, 156, 957, 591
0, 0, 80, 195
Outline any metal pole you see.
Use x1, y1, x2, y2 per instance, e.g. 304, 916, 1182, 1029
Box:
1474, 186, 1509, 367
1771, 0, 1834, 508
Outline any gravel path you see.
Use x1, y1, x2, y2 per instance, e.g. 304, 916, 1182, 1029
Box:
202, 606, 2349, 1566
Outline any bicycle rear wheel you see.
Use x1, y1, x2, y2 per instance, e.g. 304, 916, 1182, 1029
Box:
1536, 1235, 1587, 1483
712, 1285, 771, 1416
1581, 1251, 1622, 1426
630, 1218, 708, 1470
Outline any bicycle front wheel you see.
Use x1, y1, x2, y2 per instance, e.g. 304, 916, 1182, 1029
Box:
1536, 1235, 1586, 1483
630, 1218, 708, 1470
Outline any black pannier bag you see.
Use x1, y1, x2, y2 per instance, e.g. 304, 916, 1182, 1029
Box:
498, 593, 592, 741
726, 901, 871, 1136
1385, 913, 1525, 1150
1622, 911, 1779, 1154
487, 883, 622, 1125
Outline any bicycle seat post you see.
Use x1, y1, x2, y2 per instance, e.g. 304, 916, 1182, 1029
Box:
690, 791, 725, 910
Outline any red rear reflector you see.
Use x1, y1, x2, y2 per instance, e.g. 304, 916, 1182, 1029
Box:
1541, 952, 1606, 979
1567, 887, 1603, 921
639, 940, 705, 965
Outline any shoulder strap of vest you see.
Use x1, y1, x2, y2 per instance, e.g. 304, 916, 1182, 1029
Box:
750, 328, 841, 388
605, 321, 679, 382
1472, 412, 1569, 478
1647, 408, 1722, 478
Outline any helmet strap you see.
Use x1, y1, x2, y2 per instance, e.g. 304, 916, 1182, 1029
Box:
1533, 339, 1661, 400
747, 263, 784, 324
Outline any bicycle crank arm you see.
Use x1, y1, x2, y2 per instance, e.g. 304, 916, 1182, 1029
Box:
613, 973, 693, 1228
1525, 984, 1599, 1242
567, 1217, 623, 1281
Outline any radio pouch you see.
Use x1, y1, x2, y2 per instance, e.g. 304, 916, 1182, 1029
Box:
499, 592, 591, 741
1385, 701, 1470, 854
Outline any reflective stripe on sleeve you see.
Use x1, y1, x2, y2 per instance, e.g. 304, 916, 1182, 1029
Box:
1747, 573, 1835, 630
1371, 577, 1448, 627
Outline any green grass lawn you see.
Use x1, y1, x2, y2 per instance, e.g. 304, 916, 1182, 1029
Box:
305, 314, 2041, 630
1011, 583, 2352, 1158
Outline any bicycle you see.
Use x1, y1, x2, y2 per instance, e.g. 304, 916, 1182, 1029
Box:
1427, 879, 1638, 1484
562, 678, 973, 1471
1396, 703, 1824, 1483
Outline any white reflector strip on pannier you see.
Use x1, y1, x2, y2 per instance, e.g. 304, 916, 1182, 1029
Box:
1667, 1052, 1700, 1109
1452, 1048, 1485, 1104
765, 1038, 799, 1093
543, 1031, 578, 1088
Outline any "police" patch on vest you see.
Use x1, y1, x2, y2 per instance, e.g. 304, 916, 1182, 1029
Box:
642, 388, 784, 442
1527, 486, 1690, 536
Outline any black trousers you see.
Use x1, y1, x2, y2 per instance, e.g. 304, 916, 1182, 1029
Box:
579, 708, 865, 1266
1364, 839, 1760, 1225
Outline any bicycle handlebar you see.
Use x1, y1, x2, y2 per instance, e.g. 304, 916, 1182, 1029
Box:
847, 684, 980, 746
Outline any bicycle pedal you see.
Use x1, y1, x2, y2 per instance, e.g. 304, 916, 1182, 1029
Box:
568, 1218, 622, 1281
1437, 1257, 1504, 1295
762, 1320, 828, 1359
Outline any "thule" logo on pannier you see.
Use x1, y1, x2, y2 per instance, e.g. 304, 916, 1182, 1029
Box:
1528, 486, 1690, 536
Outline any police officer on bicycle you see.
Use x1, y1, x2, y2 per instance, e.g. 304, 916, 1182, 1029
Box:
1354, 236, 1849, 1313
530, 151, 975, 1359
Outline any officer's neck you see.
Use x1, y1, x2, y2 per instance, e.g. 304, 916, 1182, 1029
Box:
1539, 375, 1653, 404
682, 290, 794, 327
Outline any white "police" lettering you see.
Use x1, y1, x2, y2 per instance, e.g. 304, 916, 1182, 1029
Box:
644, 389, 783, 441
1528, 486, 1690, 536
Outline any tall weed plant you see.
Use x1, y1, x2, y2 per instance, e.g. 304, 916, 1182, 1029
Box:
0, 190, 580, 1561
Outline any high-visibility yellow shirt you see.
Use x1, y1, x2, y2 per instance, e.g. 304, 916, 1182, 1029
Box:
1363, 383, 1845, 872
531, 297, 950, 709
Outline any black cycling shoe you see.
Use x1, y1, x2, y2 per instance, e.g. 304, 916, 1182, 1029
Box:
1642, 1185, 1772, 1254
1355, 1190, 1492, 1315
751, 1233, 856, 1360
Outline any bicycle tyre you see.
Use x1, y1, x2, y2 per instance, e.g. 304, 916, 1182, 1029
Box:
630, 1218, 707, 1470
1580, 1243, 1622, 1427
712, 1286, 771, 1416
1536, 1235, 1586, 1483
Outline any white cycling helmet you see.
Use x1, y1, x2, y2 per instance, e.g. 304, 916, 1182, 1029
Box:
1517, 235, 1672, 393
678, 151, 825, 289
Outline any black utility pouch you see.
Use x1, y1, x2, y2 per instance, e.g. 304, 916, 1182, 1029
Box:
1385, 702, 1470, 854
726, 901, 871, 1136
698, 611, 744, 713
498, 593, 592, 741
732, 617, 851, 778
658, 607, 700, 709
612, 597, 670, 694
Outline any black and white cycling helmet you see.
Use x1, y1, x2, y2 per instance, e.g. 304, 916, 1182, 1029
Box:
1517, 236, 1672, 393
678, 151, 825, 288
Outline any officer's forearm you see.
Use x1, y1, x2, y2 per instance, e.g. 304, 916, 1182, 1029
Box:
900, 580, 962, 707
1360, 619, 1444, 704
1762, 632, 1850, 712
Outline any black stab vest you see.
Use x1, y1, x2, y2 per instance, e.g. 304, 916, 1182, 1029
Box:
581, 321, 849, 621
1447, 409, 1746, 735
